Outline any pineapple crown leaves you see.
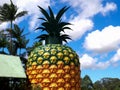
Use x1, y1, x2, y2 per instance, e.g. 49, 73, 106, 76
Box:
36, 34, 48, 42
60, 34, 72, 43
36, 6, 72, 34
36, 6, 72, 44
36, 33, 72, 43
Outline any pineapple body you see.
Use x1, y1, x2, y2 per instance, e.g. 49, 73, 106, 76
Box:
26, 44, 81, 90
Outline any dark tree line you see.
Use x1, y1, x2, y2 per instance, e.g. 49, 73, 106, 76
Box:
81, 75, 120, 90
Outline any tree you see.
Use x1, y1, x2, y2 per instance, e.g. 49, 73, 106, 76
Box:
36, 6, 71, 44
0, 0, 27, 54
8, 24, 29, 55
81, 75, 94, 90
0, 30, 8, 54
94, 81, 104, 90
94, 78, 120, 90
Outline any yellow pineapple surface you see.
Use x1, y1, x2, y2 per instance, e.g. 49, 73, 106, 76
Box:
26, 44, 81, 90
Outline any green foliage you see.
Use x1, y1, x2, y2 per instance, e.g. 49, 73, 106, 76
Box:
0, 0, 27, 55
94, 78, 120, 90
82, 75, 120, 90
81, 75, 94, 90
0, 0, 27, 23
0, 30, 8, 53
5, 24, 29, 55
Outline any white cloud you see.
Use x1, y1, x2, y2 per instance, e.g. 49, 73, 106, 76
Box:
80, 54, 97, 69
0, 0, 10, 5
100, 2, 117, 15
110, 49, 120, 66
0, 22, 9, 30
96, 61, 110, 69
84, 25, 120, 53
61, 0, 117, 18
16, 0, 50, 14
80, 54, 110, 69
28, 14, 39, 30
74, 0, 103, 18
61, 0, 117, 41
64, 18, 93, 40
16, 0, 50, 30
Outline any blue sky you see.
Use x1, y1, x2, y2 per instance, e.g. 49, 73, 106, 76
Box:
0, 0, 120, 82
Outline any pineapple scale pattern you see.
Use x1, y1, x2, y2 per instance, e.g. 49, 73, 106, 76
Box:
26, 44, 81, 90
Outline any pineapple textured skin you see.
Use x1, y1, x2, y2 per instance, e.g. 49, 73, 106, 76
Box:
26, 44, 81, 90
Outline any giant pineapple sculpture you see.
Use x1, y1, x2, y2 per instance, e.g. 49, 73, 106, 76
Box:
26, 6, 81, 90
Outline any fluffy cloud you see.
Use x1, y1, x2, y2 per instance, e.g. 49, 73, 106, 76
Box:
61, 0, 116, 18
64, 18, 93, 40
96, 61, 110, 69
80, 54, 110, 69
16, 0, 50, 30
80, 54, 97, 69
61, 0, 117, 40
0, 0, 10, 5
84, 25, 120, 53
110, 48, 120, 66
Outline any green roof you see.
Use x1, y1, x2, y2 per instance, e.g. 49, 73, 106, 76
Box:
0, 54, 26, 78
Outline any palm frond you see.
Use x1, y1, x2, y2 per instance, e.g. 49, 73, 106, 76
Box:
0, 3, 11, 22
15, 11, 28, 18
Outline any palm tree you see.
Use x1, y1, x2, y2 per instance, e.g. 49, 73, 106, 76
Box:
0, 30, 8, 54
8, 24, 29, 55
0, 0, 27, 29
0, 0, 27, 54
36, 6, 71, 44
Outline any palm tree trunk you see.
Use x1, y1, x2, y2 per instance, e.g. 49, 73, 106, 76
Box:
19, 48, 21, 55
10, 20, 13, 55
